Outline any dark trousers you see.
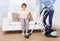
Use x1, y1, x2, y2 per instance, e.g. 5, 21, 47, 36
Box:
43, 10, 54, 32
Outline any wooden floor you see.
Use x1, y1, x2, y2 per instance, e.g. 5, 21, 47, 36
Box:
0, 28, 60, 41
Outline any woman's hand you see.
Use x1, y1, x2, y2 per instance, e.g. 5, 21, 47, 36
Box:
27, 14, 31, 19
38, 14, 41, 17
47, 5, 50, 8
27, 15, 31, 19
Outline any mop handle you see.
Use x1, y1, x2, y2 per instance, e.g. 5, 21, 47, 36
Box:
40, 7, 47, 14
42, 7, 50, 27
30, 7, 47, 33
30, 7, 50, 34
35, 7, 48, 23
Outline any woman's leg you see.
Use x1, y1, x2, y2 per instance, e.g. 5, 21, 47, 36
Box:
20, 19, 25, 34
25, 19, 29, 33
44, 10, 57, 37
43, 11, 49, 26
49, 10, 54, 29
43, 11, 49, 31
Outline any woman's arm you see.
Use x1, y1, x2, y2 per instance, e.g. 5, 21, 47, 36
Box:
39, 0, 43, 14
50, 0, 56, 6
47, 0, 56, 8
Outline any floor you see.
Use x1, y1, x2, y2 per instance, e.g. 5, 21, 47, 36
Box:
0, 26, 60, 41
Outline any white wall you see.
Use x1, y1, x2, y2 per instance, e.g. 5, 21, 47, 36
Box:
0, 0, 60, 28
8, 0, 40, 21
0, 0, 9, 28
53, 0, 60, 27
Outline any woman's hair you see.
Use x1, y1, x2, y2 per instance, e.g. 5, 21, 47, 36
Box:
21, 3, 27, 8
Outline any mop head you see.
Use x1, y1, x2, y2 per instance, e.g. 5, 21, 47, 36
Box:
44, 30, 58, 38
29, 33, 32, 36
24, 34, 30, 39
50, 31, 57, 37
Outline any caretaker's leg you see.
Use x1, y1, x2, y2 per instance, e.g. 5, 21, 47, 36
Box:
43, 11, 49, 31
49, 10, 54, 29
43, 11, 49, 26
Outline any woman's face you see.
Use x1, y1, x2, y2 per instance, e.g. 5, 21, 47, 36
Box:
22, 5, 26, 10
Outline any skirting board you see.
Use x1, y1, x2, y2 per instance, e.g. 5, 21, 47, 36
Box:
53, 24, 60, 30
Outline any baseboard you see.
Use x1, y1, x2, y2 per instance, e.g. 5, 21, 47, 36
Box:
53, 24, 60, 30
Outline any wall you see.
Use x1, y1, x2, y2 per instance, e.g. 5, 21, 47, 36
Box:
0, 0, 9, 28
53, 0, 60, 28
0, 0, 60, 28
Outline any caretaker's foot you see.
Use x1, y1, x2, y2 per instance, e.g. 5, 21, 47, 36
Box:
44, 29, 58, 38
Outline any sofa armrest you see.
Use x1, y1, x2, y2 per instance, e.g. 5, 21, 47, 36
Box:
2, 18, 10, 23
2, 18, 10, 31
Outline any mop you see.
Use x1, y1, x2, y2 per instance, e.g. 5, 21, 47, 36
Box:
28, 7, 48, 36
29, 7, 57, 37
24, 7, 57, 38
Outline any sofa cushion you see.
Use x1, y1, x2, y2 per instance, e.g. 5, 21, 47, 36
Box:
12, 13, 18, 21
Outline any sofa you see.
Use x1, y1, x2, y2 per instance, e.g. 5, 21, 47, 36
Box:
2, 11, 44, 31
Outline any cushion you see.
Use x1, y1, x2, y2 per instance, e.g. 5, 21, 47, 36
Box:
12, 13, 18, 21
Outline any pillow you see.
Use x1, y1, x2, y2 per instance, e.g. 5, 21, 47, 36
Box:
12, 13, 18, 21
12, 12, 33, 21
29, 12, 33, 21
